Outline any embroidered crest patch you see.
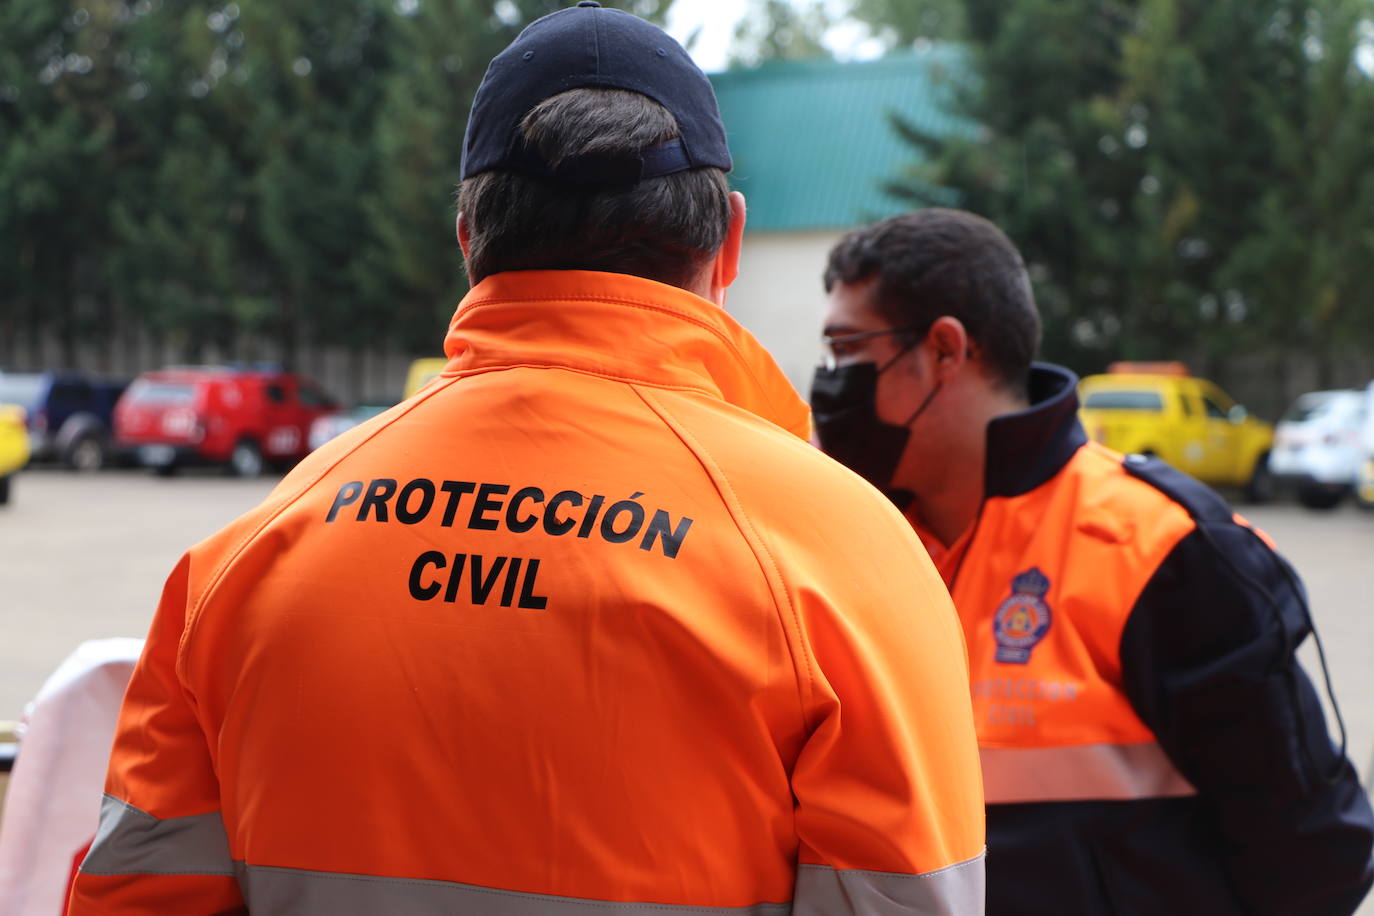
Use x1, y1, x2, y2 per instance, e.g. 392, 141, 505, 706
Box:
992, 567, 1052, 664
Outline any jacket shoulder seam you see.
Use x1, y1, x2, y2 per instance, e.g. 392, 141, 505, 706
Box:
175, 376, 462, 679
1118, 451, 1234, 524
630, 384, 818, 730
1052, 448, 1200, 662
1076, 446, 1199, 549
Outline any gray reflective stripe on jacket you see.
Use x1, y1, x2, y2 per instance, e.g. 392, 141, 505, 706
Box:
234, 857, 984, 916
81, 794, 234, 876
237, 864, 792, 915
82, 794, 982, 914
794, 854, 985, 915
981, 742, 1196, 804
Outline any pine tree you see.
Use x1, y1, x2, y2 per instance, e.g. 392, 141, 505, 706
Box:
889, 0, 1374, 386
2, 0, 676, 374
0, 0, 125, 366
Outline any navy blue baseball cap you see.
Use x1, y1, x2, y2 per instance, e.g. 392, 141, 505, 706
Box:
461, 1, 732, 184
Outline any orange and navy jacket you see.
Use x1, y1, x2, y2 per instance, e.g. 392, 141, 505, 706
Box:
916, 364, 1374, 916
68, 270, 986, 916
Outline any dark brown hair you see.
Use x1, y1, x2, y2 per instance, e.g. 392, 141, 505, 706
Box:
824, 208, 1041, 393
458, 88, 731, 288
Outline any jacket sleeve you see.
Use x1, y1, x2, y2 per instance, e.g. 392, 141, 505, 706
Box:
786, 500, 987, 915
67, 554, 246, 915
1119, 512, 1374, 916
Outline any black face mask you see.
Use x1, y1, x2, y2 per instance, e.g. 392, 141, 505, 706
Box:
810, 355, 941, 511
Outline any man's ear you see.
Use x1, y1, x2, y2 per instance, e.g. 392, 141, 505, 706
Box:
709, 191, 747, 305
926, 316, 971, 379
457, 211, 471, 259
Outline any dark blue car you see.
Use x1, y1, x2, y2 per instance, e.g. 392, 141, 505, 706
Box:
0, 371, 129, 470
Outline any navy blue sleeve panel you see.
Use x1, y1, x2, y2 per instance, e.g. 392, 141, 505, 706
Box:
986, 798, 1242, 916
1120, 459, 1374, 916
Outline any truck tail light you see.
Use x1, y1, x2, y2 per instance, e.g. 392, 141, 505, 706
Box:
161, 408, 199, 438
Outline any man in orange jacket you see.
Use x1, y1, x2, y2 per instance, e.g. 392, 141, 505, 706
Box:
810, 208, 1374, 915
68, 6, 985, 914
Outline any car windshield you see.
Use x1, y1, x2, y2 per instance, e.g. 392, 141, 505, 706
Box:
127, 380, 196, 405
1082, 389, 1164, 411
1282, 392, 1347, 424
0, 374, 45, 409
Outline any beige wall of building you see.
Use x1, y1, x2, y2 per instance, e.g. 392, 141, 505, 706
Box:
726, 229, 846, 398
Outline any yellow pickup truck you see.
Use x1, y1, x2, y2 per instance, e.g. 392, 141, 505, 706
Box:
0, 403, 30, 505
403, 357, 448, 399
1078, 365, 1274, 501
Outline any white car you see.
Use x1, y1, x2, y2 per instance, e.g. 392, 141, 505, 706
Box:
1269, 389, 1368, 509
307, 402, 393, 452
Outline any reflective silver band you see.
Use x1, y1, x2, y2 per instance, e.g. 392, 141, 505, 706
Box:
981, 742, 1197, 804
81, 793, 982, 915
81, 794, 235, 876
794, 855, 985, 915
236, 864, 794, 915
235, 859, 987, 915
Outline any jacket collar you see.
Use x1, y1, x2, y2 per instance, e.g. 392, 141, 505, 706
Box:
983, 363, 1088, 499
442, 270, 811, 440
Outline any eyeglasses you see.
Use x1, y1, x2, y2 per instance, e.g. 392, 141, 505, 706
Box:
819, 326, 922, 370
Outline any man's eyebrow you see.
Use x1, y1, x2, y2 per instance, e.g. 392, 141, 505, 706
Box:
822, 323, 860, 337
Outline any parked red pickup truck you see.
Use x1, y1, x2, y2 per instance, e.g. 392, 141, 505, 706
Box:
115, 366, 338, 476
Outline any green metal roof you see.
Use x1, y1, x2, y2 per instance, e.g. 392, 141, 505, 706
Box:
709, 49, 972, 232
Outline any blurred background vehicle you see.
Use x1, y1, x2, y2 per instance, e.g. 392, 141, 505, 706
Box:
1359, 462, 1374, 511
113, 366, 338, 477
307, 357, 437, 453
0, 404, 31, 505
1078, 362, 1275, 502
1357, 382, 1374, 512
1269, 389, 1368, 509
307, 400, 395, 451
0, 371, 129, 472
403, 358, 448, 400
306, 356, 437, 453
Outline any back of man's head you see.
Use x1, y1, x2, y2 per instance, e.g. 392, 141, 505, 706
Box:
824, 209, 1042, 394
458, 3, 732, 289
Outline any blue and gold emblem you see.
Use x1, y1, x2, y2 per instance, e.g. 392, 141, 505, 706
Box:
992, 567, 1052, 664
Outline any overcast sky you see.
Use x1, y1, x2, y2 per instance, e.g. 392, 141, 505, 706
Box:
664, 3, 1374, 77
663, 0, 886, 73
662, 1, 742, 72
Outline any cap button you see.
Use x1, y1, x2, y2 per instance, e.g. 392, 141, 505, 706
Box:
577, 1, 601, 6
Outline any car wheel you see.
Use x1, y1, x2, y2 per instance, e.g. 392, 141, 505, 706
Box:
0, 474, 10, 505
66, 434, 105, 472
1243, 453, 1275, 504
228, 439, 264, 478
1297, 484, 1345, 511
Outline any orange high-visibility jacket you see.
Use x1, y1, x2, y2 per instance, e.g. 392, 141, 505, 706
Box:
918, 364, 1373, 916
69, 271, 985, 916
